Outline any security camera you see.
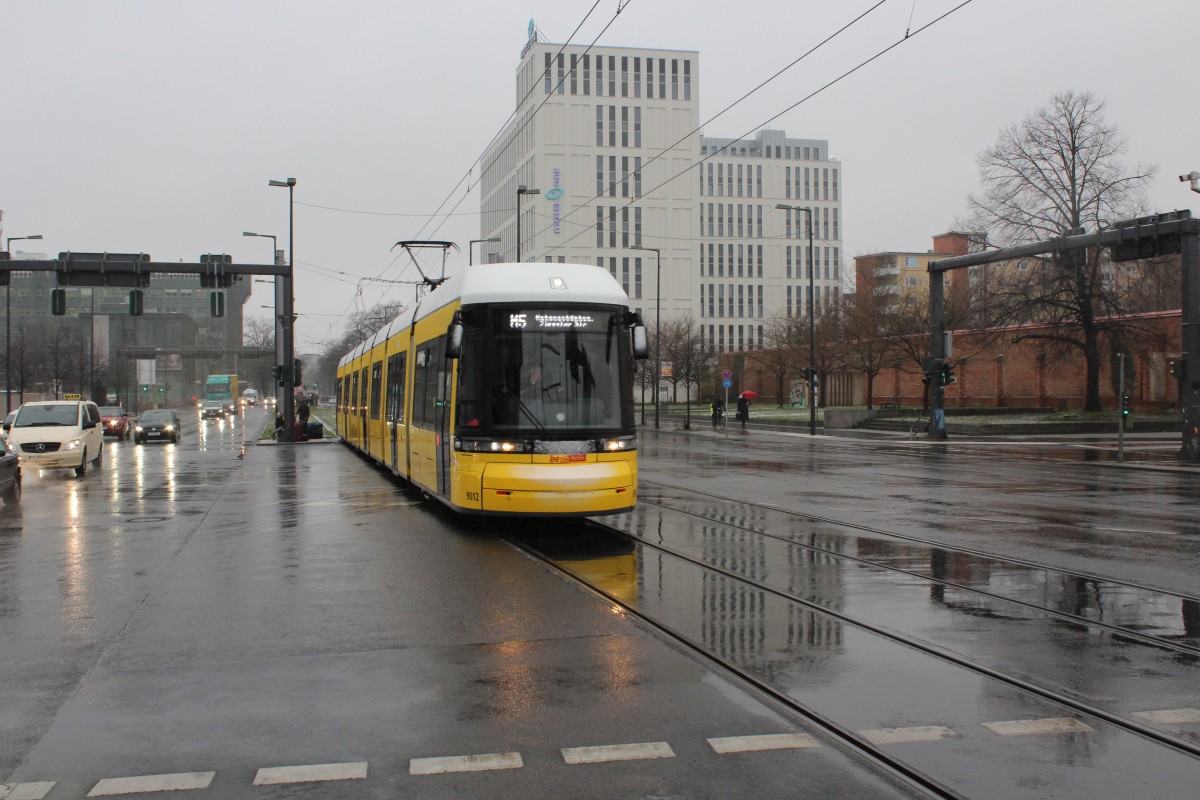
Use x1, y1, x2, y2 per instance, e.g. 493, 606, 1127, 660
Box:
1180, 171, 1200, 182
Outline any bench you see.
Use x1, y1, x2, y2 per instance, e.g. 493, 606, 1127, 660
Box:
880, 401, 901, 410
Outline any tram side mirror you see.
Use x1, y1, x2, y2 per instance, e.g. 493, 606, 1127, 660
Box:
631, 323, 649, 359
446, 315, 464, 359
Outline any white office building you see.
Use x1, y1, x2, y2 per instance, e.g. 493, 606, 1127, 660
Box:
480, 33, 843, 354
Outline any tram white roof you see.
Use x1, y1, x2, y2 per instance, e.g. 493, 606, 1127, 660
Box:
338, 262, 630, 367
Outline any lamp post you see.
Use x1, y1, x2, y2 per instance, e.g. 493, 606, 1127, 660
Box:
515, 185, 540, 262
633, 245, 661, 429
775, 204, 816, 436
4, 234, 43, 415
245, 232, 280, 410
469, 237, 502, 266
268, 178, 297, 441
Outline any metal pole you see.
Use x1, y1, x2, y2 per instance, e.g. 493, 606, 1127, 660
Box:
516, 188, 523, 262
270, 178, 297, 441
1117, 352, 1125, 462
807, 211, 816, 436
655, 249, 661, 430
4, 234, 44, 413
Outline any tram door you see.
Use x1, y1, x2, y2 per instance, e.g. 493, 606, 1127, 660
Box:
359, 366, 369, 450
432, 338, 451, 497
385, 352, 406, 473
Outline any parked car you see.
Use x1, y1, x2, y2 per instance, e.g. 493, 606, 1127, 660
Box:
200, 400, 226, 420
134, 409, 182, 444
5, 398, 104, 477
98, 406, 131, 439
0, 435, 22, 504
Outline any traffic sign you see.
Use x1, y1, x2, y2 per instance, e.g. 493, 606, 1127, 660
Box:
722, 370, 731, 379
722, 378, 732, 389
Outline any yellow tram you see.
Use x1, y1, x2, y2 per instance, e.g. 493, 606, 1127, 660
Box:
335, 260, 648, 516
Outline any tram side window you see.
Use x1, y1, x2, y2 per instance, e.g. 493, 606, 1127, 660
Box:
455, 327, 485, 429
359, 367, 369, 413
412, 338, 446, 429
336, 376, 342, 413
386, 352, 406, 424
369, 360, 384, 419
350, 371, 359, 413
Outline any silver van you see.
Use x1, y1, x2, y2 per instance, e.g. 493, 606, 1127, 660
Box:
5, 398, 105, 476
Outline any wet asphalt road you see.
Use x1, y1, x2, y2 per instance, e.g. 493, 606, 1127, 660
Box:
1, 415, 1197, 798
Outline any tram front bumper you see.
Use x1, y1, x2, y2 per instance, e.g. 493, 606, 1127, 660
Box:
480, 460, 635, 515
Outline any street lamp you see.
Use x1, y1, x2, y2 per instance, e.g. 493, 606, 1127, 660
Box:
775, 204, 817, 436
4, 234, 43, 415
244, 232, 280, 410
469, 237, 501, 266
633, 245, 661, 429
515, 185, 540, 262
268, 178, 297, 441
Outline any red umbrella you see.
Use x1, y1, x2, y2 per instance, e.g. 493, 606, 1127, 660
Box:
739, 390, 758, 399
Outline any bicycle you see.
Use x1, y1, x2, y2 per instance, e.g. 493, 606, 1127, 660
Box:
909, 413, 930, 437
711, 410, 727, 431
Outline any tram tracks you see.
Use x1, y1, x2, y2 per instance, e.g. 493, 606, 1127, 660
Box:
503, 485, 1200, 798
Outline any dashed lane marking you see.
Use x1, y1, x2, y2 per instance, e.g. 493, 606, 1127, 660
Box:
87, 772, 215, 796
859, 726, 960, 745
252, 762, 368, 785
0, 783, 56, 800
981, 717, 1094, 737
707, 733, 821, 753
561, 742, 675, 765
1131, 708, 1200, 725
409, 753, 523, 775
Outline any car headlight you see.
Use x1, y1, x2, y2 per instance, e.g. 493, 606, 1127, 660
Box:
64, 437, 82, 450
135, 426, 143, 432
164, 425, 174, 432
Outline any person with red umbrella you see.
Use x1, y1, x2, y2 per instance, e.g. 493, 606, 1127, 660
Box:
736, 391, 753, 429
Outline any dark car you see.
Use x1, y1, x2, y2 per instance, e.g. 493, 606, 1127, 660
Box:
98, 406, 131, 439
0, 436, 21, 505
134, 409, 182, 444
200, 400, 226, 420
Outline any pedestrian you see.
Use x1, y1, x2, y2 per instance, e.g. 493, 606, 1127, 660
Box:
736, 395, 750, 429
298, 401, 311, 425
274, 412, 285, 440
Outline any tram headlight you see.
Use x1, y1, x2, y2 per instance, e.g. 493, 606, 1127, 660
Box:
599, 435, 637, 452
455, 437, 527, 453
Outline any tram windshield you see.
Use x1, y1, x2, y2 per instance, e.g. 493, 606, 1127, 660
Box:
456, 306, 633, 435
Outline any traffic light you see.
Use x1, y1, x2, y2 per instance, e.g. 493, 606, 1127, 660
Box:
209, 290, 225, 318
293, 358, 302, 386
141, 384, 149, 393
810, 370, 820, 388
158, 385, 165, 395
1170, 360, 1185, 380
50, 288, 66, 316
272, 365, 283, 386
939, 362, 957, 386
129, 289, 144, 316
1120, 393, 1131, 422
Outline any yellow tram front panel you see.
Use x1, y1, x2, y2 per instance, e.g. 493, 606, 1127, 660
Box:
473, 452, 636, 516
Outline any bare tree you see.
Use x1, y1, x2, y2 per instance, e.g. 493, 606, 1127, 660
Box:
8, 322, 43, 403
966, 90, 1156, 411
660, 314, 712, 430
753, 312, 805, 407
837, 288, 901, 409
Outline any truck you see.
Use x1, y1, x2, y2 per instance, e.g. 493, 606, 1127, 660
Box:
204, 374, 239, 416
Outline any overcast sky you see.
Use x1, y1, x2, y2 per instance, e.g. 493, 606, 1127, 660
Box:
3, 0, 1196, 354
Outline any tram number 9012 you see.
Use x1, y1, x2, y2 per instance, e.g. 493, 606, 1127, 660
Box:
465, 491, 480, 503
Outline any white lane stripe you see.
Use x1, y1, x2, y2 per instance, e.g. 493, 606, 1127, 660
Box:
981, 717, 1094, 737
707, 733, 820, 753
87, 772, 215, 796
253, 762, 368, 785
409, 753, 523, 775
1131, 708, 1200, 725
562, 742, 675, 764
0, 783, 56, 800
859, 726, 959, 745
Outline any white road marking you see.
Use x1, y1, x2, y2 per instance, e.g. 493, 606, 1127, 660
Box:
981, 717, 1094, 736
1131, 708, 1200, 725
87, 772, 215, 796
0, 783, 56, 800
561, 742, 675, 764
409, 753, 523, 775
707, 733, 820, 753
252, 762, 368, 785
859, 726, 959, 745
